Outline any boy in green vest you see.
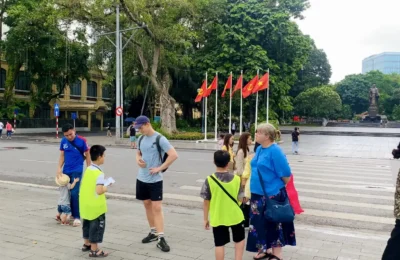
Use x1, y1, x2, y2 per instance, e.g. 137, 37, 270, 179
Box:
79, 145, 110, 257
200, 150, 245, 260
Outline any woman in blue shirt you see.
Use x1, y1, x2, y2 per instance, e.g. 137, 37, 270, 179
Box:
246, 123, 296, 260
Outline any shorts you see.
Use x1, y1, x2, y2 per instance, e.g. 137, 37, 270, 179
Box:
130, 136, 136, 142
82, 214, 106, 243
57, 205, 72, 215
136, 179, 163, 201
212, 222, 245, 247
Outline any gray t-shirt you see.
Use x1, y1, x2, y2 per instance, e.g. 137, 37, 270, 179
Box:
137, 132, 173, 183
58, 184, 71, 206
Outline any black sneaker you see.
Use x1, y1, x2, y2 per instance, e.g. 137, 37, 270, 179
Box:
142, 233, 158, 243
157, 237, 170, 252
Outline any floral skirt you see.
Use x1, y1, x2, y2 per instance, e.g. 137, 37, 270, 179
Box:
246, 192, 296, 253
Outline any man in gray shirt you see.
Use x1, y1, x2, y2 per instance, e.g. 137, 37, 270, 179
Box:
135, 116, 178, 252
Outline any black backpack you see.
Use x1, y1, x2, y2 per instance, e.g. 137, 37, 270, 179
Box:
138, 134, 169, 172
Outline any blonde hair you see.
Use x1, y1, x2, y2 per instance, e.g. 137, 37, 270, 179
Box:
257, 123, 276, 141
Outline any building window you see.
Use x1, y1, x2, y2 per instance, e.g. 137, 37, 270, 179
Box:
0, 68, 5, 90
15, 72, 30, 92
87, 81, 97, 98
70, 81, 81, 96
102, 85, 111, 99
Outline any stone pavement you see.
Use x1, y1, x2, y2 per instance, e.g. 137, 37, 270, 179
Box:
0, 182, 388, 260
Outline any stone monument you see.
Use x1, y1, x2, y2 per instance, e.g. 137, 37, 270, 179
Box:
363, 84, 381, 122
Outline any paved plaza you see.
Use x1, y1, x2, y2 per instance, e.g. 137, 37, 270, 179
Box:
0, 134, 397, 259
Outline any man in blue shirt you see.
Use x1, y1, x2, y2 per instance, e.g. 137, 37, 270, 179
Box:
57, 124, 90, 227
135, 116, 178, 253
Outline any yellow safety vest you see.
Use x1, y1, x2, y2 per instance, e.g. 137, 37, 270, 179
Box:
79, 166, 107, 220
208, 173, 244, 227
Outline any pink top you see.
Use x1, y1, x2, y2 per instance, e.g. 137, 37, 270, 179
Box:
6, 123, 12, 131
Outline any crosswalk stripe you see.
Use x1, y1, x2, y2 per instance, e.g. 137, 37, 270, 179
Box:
296, 188, 393, 201
294, 181, 395, 192
299, 196, 392, 210
295, 172, 391, 182
294, 176, 393, 186
291, 165, 390, 174
302, 209, 394, 225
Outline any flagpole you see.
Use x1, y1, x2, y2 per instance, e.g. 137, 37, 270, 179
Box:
255, 69, 259, 133
229, 72, 232, 134
204, 72, 208, 140
266, 68, 270, 123
240, 70, 243, 136
214, 72, 218, 141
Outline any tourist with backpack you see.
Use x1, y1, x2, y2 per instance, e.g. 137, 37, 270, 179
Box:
135, 116, 178, 252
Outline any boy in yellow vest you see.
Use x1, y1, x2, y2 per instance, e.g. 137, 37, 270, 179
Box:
200, 150, 245, 260
79, 145, 110, 257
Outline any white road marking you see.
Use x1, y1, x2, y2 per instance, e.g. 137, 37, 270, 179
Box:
299, 196, 392, 210
20, 159, 57, 164
295, 171, 391, 182
296, 188, 393, 201
295, 176, 393, 187
302, 209, 394, 225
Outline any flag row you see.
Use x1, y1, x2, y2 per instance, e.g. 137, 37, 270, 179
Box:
195, 72, 269, 103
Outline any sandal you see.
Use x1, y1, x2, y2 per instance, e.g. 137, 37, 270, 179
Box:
89, 249, 109, 258
82, 244, 91, 252
253, 252, 272, 260
268, 255, 281, 260
73, 219, 81, 227
55, 215, 61, 222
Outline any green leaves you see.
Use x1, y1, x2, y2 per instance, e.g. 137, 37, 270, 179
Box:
295, 86, 342, 119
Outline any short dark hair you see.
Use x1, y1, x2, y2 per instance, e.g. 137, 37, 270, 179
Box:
214, 150, 230, 168
294, 127, 298, 131
90, 145, 106, 161
62, 124, 74, 133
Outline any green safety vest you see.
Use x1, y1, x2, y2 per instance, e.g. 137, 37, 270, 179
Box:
208, 173, 244, 227
79, 166, 107, 220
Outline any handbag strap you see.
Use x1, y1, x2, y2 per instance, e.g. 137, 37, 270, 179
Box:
255, 151, 270, 200
68, 138, 86, 160
209, 175, 240, 208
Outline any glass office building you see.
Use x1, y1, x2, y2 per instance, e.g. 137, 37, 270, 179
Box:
362, 52, 400, 74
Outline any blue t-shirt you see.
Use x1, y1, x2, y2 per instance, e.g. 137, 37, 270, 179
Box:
60, 135, 89, 174
137, 132, 173, 183
250, 143, 291, 196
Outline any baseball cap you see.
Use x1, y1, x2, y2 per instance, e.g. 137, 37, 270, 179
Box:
134, 115, 150, 129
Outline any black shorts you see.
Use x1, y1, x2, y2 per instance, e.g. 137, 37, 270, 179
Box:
212, 222, 245, 247
136, 179, 163, 201
82, 214, 106, 243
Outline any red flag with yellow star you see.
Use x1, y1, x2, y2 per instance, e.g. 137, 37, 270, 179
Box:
242, 75, 258, 98
195, 80, 207, 103
252, 72, 269, 93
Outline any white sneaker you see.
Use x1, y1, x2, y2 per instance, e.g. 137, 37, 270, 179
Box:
73, 219, 81, 227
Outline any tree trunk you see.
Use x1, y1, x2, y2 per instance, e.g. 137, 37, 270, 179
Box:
159, 87, 176, 134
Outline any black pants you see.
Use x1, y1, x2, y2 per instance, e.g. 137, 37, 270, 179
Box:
382, 219, 400, 260
241, 203, 250, 228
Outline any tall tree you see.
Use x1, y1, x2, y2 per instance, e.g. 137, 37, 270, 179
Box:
194, 0, 313, 123
336, 74, 370, 114
2, 0, 89, 117
291, 39, 331, 97
294, 86, 341, 119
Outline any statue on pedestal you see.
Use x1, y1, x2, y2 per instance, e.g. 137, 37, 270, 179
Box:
369, 84, 380, 106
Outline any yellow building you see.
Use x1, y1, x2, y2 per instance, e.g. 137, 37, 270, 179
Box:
0, 59, 112, 131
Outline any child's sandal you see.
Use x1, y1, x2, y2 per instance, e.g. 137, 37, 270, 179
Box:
82, 244, 91, 252
89, 249, 109, 258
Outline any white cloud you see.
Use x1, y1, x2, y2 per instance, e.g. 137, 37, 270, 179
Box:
296, 0, 400, 83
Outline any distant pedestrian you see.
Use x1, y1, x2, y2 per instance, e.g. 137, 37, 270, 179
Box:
80, 145, 110, 257
291, 127, 300, 154
106, 123, 112, 137
55, 174, 80, 225
221, 133, 235, 173
6, 121, 12, 139
127, 122, 137, 149
56, 124, 90, 227
0, 121, 3, 139
231, 122, 236, 136
200, 150, 245, 260
135, 116, 178, 252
